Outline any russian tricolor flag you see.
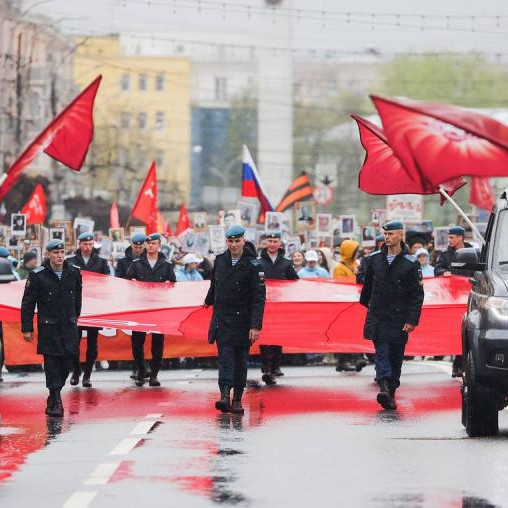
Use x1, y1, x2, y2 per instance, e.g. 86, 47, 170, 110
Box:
241, 144, 273, 221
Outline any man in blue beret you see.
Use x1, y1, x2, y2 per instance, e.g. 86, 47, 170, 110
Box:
116, 233, 146, 279
21, 239, 82, 416
360, 221, 424, 409
205, 224, 266, 414
257, 231, 298, 384
434, 225, 472, 377
67, 230, 110, 388
126, 231, 176, 387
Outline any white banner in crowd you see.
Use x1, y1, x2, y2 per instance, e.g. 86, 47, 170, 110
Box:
386, 194, 424, 223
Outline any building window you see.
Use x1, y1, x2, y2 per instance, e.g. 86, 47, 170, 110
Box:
139, 74, 147, 91
155, 111, 165, 130
214, 77, 228, 101
156, 150, 165, 169
138, 112, 147, 130
120, 112, 130, 129
156, 73, 165, 91
120, 74, 130, 91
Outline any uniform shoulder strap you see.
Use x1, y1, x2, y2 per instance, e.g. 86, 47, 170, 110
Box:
33, 266, 45, 274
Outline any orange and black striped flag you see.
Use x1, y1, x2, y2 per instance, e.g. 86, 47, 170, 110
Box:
276, 172, 314, 212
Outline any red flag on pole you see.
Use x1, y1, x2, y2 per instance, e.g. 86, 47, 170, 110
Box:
371, 95, 508, 187
20, 184, 46, 224
469, 177, 496, 211
110, 201, 120, 229
131, 162, 158, 231
176, 203, 190, 236
0, 76, 102, 202
352, 115, 465, 200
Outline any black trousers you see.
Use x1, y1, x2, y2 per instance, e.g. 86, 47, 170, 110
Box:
73, 327, 99, 375
44, 354, 72, 390
131, 332, 164, 376
374, 340, 406, 391
218, 344, 250, 390
259, 345, 282, 373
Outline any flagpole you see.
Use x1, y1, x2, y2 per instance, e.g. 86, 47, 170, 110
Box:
438, 186, 485, 245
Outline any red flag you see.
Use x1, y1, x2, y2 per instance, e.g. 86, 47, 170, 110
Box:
352, 115, 465, 200
110, 201, 120, 229
20, 184, 46, 224
0, 76, 102, 202
131, 162, 158, 230
469, 177, 496, 211
371, 95, 508, 187
176, 203, 190, 236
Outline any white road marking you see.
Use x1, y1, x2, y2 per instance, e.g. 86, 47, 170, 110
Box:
63, 491, 98, 508
130, 420, 157, 435
108, 438, 141, 456
146, 413, 162, 418
425, 361, 454, 376
84, 462, 121, 486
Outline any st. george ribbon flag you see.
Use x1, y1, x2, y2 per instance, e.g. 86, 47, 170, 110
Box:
370, 95, 508, 188
0, 272, 470, 365
0, 76, 102, 202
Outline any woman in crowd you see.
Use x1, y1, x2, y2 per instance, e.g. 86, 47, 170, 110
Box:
298, 250, 330, 278
291, 250, 306, 274
176, 253, 204, 281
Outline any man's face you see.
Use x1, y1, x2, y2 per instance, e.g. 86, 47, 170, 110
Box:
307, 260, 317, 269
448, 234, 464, 249
383, 230, 403, 247
146, 240, 160, 255
410, 242, 423, 255
48, 249, 65, 267
227, 237, 245, 256
26, 258, 38, 269
132, 243, 145, 257
266, 238, 281, 254
79, 240, 94, 257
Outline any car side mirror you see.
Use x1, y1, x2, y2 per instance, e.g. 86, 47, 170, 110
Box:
451, 247, 485, 276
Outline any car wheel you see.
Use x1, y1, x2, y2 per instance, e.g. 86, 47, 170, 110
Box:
464, 351, 499, 437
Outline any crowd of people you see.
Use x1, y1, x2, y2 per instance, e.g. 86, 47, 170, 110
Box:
0, 221, 472, 395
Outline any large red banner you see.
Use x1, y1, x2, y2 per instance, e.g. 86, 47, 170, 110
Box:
0, 274, 469, 365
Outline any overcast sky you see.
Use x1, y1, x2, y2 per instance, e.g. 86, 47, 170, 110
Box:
22, 0, 508, 56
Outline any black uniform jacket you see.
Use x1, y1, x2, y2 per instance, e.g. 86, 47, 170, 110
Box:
258, 248, 299, 281
21, 259, 82, 356
67, 248, 110, 275
126, 251, 176, 283
360, 243, 424, 343
205, 243, 266, 347
434, 242, 472, 276
115, 246, 137, 278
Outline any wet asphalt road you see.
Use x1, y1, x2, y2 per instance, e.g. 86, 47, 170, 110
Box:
1, 362, 508, 508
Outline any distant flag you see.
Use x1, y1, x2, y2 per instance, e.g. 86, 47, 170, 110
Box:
131, 162, 158, 233
110, 201, 120, 229
21, 184, 46, 224
176, 203, 191, 236
0, 75, 102, 202
241, 145, 273, 222
469, 177, 496, 212
276, 172, 314, 212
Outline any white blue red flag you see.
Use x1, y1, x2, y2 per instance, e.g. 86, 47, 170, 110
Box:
241, 144, 273, 221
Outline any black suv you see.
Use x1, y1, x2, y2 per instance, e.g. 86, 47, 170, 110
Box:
452, 189, 508, 437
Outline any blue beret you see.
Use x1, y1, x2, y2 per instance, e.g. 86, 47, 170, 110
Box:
375, 234, 385, 243
448, 226, 465, 236
382, 221, 404, 231
225, 224, 245, 239
78, 232, 94, 242
266, 231, 282, 239
0, 246, 9, 258
46, 239, 65, 251
131, 233, 146, 245
146, 233, 161, 242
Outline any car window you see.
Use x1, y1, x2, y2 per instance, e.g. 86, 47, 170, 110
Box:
493, 209, 508, 270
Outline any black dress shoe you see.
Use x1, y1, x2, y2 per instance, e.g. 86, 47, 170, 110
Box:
149, 376, 161, 387
262, 373, 276, 385
377, 380, 397, 410
215, 386, 232, 413
82, 378, 92, 388
70, 372, 80, 386
273, 367, 284, 377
